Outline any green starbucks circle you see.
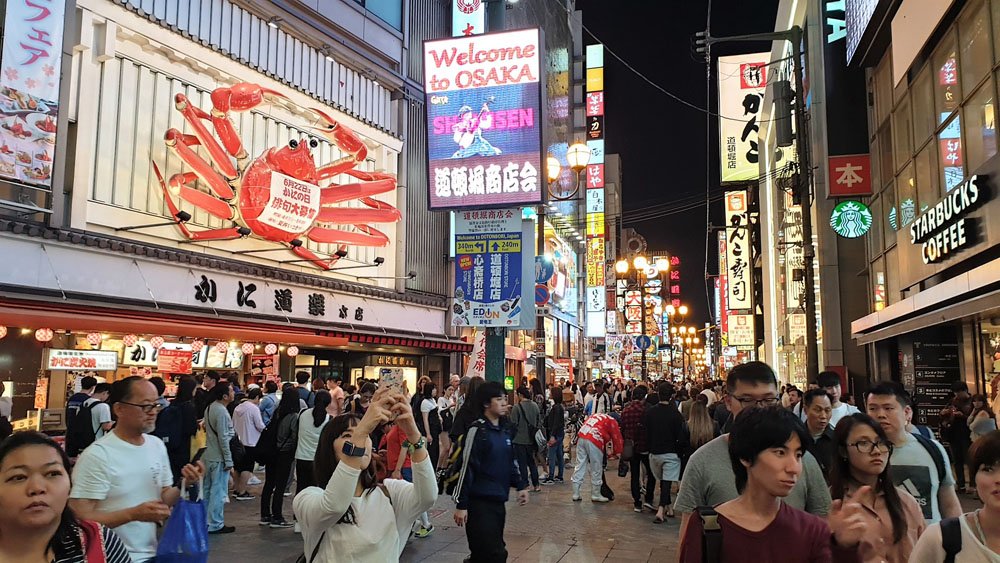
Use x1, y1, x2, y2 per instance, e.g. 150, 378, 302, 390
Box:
830, 200, 873, 239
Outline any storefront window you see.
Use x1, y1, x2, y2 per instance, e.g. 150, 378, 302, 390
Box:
895, 163, 916, 232
364, 0, 402, 30
933, 33, 962, 123
915, 143, 939, 214
875, 52, 894, 126
912, 68, 936, 148
871, 258, 886, 312
883, 180, 898, 243
938, 114, 966, 191
868, 196, 884, 256
885, 247, 900, 304
879, 125, 894, 190
963, 79, 998, 171
959, 0, 992, 95
893, 95, 913, 171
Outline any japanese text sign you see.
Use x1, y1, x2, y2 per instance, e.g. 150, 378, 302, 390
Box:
424, 28, 544, 210
718, 53, 769, 183
47, 349, 118, 371
451, 0, 485, 37
725, 190, 753, 311
728, 313, 756, 347
157, 348, 194, 374
827, 154, 872, 197
453, 208, 523, 326
586, 92, 604, 116
0, 0, 67, 187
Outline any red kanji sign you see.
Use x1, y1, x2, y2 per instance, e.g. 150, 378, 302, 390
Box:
586, 92, 604, 116
827, 154, 872, 197
586, 164, 604, 188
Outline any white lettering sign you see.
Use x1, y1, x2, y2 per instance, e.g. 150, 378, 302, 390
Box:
257, 172, 321, 235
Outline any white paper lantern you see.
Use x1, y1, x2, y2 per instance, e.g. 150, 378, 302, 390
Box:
264, 343, 278, 355
286, 346, 299, 357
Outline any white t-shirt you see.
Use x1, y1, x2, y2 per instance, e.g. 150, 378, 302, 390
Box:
0, 396, 11, 419
70, 431, 173, 563
420, 398, 436, 414
911, 514, 1000, 562
296, 408, 330, 461
889, 432, 955, 524
85, 398, 112, 439
827, 402, 860, 428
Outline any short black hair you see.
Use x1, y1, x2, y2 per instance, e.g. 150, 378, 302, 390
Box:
802, 388, 832, 407
971, 430, 1000, 476
80, 376, 98, 391
632, 385, 648, 402
951, 381, 970, 394
726, 361, 778, 393
264, 381, 278, 394
93, 383, 112, 395
816, 371, 841, 389
516, 386, 531, 399
296, 371, 311, 385
657, 382, 674, 401
728, 406, 809, 493
204, 370, 221, 382
208, 381, 231, 402
148, 376, 166, 396
787, 387, 801, 398
475, 381, 506, 416
867, 381, 912, 408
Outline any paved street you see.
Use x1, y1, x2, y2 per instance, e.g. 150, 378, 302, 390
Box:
207, 466, 680, 562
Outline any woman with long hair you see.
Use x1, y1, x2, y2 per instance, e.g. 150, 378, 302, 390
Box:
686, 400, 718, 453
260, 387, 300, 528
293, 390, 437, 561
0, 431, 131, 562
449, 377, 485, 443
297, 390, 332, 494
542, 386, 566, 483
969, 394, 998, 442
165, 374, 199, 487
437, 385, 455, 470
829, 413, 924, 562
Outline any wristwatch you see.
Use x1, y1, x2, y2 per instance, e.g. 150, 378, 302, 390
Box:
402, 437, 426, 452
342, 441, 367, 457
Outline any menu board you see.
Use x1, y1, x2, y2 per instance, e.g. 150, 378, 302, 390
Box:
912, 340, 960, 428
250, 354, 278, 380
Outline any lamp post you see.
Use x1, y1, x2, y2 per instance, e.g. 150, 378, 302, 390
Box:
615, 254, 667, 380
664, 303, 688, 378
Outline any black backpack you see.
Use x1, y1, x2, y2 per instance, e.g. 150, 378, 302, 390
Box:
941, 516, 962, 563
153, 403, 184, 452
255, 413, 295, 465
65, 401, 98, 457
911, 432, 947, 483
696, 506, 723, 562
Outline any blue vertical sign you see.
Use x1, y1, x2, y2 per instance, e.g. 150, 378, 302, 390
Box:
453, 208, 523, 326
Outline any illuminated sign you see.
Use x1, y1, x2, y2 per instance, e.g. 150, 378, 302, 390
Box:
424, 28, 544, 210
724, 191, 753, 310
908, 175, 986, 264
830, 200, 873, 238
728, 313, 756, 348
718, 53, 769, 183
47, 350, 118, 371
586, 44, 607, 339
451, 0, 485, 37
453, 209, 523, 326
828, 154, 873, 197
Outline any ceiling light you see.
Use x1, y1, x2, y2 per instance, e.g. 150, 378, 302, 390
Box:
320, 44, 336, 62
267, 16, 282, 29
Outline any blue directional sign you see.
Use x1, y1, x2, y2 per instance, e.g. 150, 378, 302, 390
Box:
453, 208, 522, 327
635, 335, 652, 350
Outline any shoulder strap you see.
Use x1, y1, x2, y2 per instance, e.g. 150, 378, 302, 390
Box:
308, 531, 327, 563
912, 433, 947, 483
697, 506, 722, 563
941, 516, 962, 563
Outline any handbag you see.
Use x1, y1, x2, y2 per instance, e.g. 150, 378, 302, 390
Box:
156, 480, 209, 563
189, 426, 207, 460
622, 438, 635, 462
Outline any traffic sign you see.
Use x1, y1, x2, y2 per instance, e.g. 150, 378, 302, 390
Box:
635, 335, 652, 349
534, 284, 550, 306
535, 256, 555, 284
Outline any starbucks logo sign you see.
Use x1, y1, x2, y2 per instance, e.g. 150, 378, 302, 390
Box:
830, 200, 873, 238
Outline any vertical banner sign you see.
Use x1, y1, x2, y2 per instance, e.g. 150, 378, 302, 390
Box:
585, 44, 607, 339
452, 0, 485, 37
424, 29, 544, 210
453, 208, 523, 326
464, 330, 487, 378
784, 191, 804, 309
725, 190, 753, 311
0, 0, 67, 187
718, 53, 769, 183
718, 231, 729, 346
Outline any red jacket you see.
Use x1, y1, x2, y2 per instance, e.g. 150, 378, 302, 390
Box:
578, 414, 623, 456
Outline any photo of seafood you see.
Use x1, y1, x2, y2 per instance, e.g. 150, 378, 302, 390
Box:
0, 89, 56, 186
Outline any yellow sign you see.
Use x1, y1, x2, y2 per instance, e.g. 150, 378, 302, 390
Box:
488, 238, 521, 253
455, 240, 486, 254
586, 237, 606, 286
586, 213, 605, 236
586, 68, 604, 92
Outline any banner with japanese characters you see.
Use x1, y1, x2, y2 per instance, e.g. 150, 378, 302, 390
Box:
453, 208, 523, 326
585, 44, 606, 338
0, 0, 66, 187
424, 28, 543, 210
724, 190, 753, 311
718, 53, 768, 183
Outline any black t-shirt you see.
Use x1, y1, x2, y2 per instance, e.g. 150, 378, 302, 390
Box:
643, 403, 687, 455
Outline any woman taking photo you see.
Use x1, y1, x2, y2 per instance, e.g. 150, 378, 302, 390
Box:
829, 413, 924, 562
969, 394, 997, 442
0, 431, 131, 562
293, 389, 437, 562
260, 388, 300, 529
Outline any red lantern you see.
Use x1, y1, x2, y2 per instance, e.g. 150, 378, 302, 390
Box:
0, 326, 6, 339
149, 336, 165, 349
241, 342, 255, 355
264, 343, 278, 355
86, 332, 102, 347
215, 341, 229, 353
122, 334, 138, 347
286, 346, 299, 357
191, 340, 205, 353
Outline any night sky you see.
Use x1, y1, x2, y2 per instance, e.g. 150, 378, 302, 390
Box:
576, 0, 779, 328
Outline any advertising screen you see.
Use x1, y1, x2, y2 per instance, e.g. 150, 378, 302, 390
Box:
424, 28, 544, 210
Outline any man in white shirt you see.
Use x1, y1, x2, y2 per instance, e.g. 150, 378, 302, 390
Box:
70, 376, 204, 563
816, 371, 860, 428
233, 387, 265, 500
0, 381, 12, 420
86, 382, 114, 440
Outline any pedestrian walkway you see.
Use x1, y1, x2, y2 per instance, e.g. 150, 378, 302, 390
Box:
206, 468, 679, 562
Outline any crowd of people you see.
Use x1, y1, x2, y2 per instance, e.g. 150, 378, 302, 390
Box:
1, 363, 1000, 561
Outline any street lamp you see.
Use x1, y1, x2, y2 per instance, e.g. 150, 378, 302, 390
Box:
615, 253, 660, 380
547, 143, 592, 200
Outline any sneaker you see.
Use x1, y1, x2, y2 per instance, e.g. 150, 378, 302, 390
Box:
208, 526, 236, 534
591, 495, 610, 503
634, 503, 643, 513
233, 492, 255, 501
259, 517, 271, 526
270, 517, 294, 529
413, 525, 435, 538
554, 477, 564, 483
540, 478, 555, 485
572, 483, 582, 501
294, 522, 301, 534
642, 502, 657, 512
247, 476, 262, 486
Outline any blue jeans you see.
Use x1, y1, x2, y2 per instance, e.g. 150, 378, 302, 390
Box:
204, 460, 229, 532
547, 433, 564, 479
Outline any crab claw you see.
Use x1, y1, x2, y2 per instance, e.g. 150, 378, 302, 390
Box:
309, 108, 367, 162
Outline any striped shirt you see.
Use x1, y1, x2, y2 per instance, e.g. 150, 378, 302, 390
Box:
53, 520, 132, 563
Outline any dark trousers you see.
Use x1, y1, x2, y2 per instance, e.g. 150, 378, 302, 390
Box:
466, 497, 507, 563
629, 453, 655, 505
261, 450, 294, 520
513, 443, 539, 488
295, 459, 316, 494
656, 480, 672, 507
951, 439, 972, 489
167, 444, 190, 488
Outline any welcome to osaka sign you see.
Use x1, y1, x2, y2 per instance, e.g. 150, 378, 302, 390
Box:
423, 28, 544, 210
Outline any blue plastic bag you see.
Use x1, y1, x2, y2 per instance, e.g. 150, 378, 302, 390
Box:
156, 484, 209, 563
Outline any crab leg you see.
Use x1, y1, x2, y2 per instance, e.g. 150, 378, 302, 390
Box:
308, 225, 390, 247
316, 206, 401, 223
210, 83, 287, 159
289, 244, 347, 271
165, 129, 236, 200
173, 94, 238, 180
165, 172, 234, 220
152, 163, 242, 241
319, 178, 396, 205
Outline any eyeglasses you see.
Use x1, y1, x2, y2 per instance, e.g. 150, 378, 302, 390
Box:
848, 440, 893, 454
118, 401, 163, 414
734, 396, 780, 408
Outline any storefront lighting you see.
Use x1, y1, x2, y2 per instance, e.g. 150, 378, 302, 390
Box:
123, 334, 138, 347
615, 260, 629, 274
566, 142, 591, 172
150, 336, 165, 349
287, 346, 300, 357
633, 255, 648, 270
693, 337, 700, 345
20, 328, 31, 335
279, 346, 286, 352
678, 305, 689, 316
265, 343, 278, 355
86, 332, 102, 347
546, 156, 561, 182
215, 341, 229, 353
0, 326, 6, 339
266, 16, 282, 29
241, 342, 255, 355
34, 328, 53, 342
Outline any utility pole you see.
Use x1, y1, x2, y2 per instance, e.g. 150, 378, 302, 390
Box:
695, 25, 819, 382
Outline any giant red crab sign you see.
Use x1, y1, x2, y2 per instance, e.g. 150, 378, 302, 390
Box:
151, 82, 400, 270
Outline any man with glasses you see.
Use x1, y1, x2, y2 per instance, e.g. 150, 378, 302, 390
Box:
674, 362, 831, 559
70, 376, 204, 563
866, 382, 961, 524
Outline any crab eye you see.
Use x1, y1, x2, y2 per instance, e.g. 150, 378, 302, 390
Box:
288, 139, 298, 149
309, 138, 319, 149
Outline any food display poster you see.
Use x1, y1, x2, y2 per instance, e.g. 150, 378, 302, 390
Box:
452, 208, 523, 326
0, 0, 66, 187
250, 354, 279, 378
